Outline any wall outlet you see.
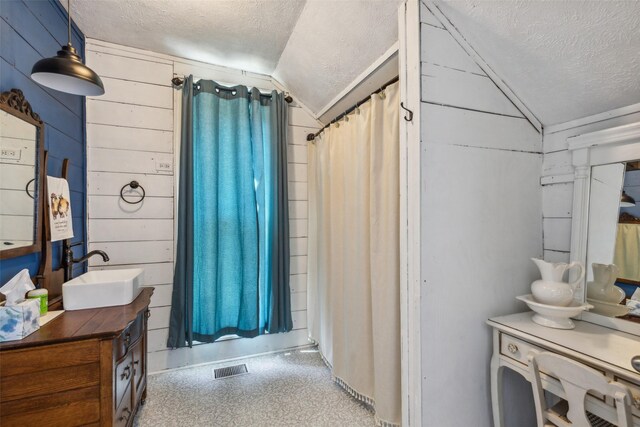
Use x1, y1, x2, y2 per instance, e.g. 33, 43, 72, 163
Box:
155, 159, 173, 172
0, 148, 21, 161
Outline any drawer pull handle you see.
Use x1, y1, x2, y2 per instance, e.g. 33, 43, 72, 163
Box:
632, 355, 640, 373
633, 397, 640, 410
118, 407, 131, 422
507, 343, 518, 354
121, 365, 131, 380
124, 332, 131, 347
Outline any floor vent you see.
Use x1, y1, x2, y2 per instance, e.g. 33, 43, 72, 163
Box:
214, 364, 248, 379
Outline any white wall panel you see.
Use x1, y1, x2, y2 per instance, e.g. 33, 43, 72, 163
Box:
543, 249, 570, 263
288, 125, 316, 146
421, 103, 540, 153
85, 50, 172, 85
289, 106, 321, 128
421, 63, 524, 118
542, 182, 573, 218
291, 291, 306, 312
99, 77, 173, 109
148, 328, 170, 353
290, 237, 307, 256
88, 241, 173, 265
288, 182, 308, 200
87, 100, 173, 131
147, 284, 173, 308
87, 124, 173, 153
289, 219, 308, 238
88, 172, 173, 197
289, 274, 307, 294
88, 219, 173, 242
288, 201, 308, 219
88, 196, 173, 219
421, 24, 483, 75
149, 306, 171, 330
287, 163, 307, 182
290, 256, 308, 275
287, 144, 308, 163
291, 310, 307, 330
419, 12, 540, 426
542, 150, 573, 177
543, 218, 572, 252
88, 148, 173, 175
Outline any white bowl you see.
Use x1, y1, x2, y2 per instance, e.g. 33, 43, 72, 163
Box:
516, 294, 593, 329
587, 298, 630, 318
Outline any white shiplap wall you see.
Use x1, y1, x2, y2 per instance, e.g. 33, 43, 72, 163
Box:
419, 4, 542, 427
85, 39, 319, 372
542, 110, 640, 263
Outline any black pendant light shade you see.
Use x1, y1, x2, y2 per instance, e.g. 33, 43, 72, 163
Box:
621, 191, 636, 207
30, 0, 104, 96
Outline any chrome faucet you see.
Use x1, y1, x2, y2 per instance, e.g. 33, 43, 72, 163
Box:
63, 241, 109, 281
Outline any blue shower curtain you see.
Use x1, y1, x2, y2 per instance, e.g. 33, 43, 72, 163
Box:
168, 77, 291, 348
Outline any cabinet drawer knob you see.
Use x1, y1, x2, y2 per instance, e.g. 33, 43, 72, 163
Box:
124, 332, 131, 347
507, 343, 518, 354
632, 355, 640, 373
633, 396, 640, 410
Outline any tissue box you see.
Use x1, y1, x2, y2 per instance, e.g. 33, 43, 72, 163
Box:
0, 299, 40, 342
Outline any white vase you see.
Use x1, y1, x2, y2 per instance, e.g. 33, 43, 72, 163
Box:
586, 263, 625, 304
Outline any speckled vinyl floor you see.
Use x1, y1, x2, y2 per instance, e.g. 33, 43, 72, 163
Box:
133, 348, 375, 427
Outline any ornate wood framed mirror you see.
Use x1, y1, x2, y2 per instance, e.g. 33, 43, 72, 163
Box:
0, 89, 45, 259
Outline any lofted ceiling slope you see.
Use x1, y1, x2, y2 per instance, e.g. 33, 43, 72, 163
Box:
432, 0, 640, 127
66, 0, 401, 118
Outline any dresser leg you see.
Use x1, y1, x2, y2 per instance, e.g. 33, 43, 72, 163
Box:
491, 355, 505, 427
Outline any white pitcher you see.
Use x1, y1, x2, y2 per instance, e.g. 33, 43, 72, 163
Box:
530, 258, 585, 306
587, 263, 625, 303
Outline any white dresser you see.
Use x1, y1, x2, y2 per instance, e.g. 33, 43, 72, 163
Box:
488, 312, 640, 427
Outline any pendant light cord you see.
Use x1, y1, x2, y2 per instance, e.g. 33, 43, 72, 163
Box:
67, 0, 72, 47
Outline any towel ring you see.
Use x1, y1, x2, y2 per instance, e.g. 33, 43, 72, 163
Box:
120, 181, 145, 205
25, 178, 35, 199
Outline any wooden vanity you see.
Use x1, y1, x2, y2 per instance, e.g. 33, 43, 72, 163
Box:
0, 288, 153, 426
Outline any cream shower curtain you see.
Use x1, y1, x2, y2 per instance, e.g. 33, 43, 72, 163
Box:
307, 81, 400, 426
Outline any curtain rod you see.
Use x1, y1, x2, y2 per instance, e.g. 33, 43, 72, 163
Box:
306, 76, 400, 142
171, 76, 292, 103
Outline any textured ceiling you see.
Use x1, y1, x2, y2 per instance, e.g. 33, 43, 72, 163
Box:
433, 0, 640, 126
273, 1, 402, 114
66, 0, 402, 117
68, 0, 307, 75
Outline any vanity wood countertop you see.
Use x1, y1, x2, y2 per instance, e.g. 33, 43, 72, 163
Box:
0, 287, 154, 351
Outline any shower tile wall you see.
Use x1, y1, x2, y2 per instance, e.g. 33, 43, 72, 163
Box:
84, 39, 318, 372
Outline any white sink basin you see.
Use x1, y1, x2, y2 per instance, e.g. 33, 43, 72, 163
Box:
62, 268, 144, 311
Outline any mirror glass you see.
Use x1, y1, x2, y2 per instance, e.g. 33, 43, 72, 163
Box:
586, 160, 640, 323
0, 110, 39, 250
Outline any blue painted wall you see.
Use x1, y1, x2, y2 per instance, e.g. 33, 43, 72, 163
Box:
0, 0, 86, 284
